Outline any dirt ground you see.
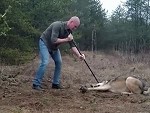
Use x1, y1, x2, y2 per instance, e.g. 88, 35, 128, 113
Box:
0, 51, 150, 113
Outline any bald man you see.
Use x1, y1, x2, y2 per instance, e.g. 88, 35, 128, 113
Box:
32, 16, 85, 90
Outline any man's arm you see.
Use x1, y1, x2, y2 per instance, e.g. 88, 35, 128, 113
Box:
54, 34, 73, 44
71, 47, 85, 60
51, 24, 73, 44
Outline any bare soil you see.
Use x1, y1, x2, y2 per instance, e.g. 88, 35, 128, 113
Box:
0, 51, 150, 113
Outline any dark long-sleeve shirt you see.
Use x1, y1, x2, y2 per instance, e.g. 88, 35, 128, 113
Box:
41, 21, 75, 51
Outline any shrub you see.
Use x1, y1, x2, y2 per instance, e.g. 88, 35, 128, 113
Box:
0, 48, 34, 65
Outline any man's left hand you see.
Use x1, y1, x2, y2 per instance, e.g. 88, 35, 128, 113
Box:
79, 54, 85, 60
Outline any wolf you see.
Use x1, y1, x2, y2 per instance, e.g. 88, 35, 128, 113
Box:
80, 76, 150, 95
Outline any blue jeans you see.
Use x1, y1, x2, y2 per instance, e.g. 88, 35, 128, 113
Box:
33, 39, 62, 86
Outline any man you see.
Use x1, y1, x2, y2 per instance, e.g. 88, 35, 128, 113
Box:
32, 16, 85, 90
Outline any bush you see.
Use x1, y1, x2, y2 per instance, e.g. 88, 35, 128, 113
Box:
0, 48, 34, 65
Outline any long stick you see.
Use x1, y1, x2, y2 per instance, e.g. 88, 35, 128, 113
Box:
73, 41, 99, 83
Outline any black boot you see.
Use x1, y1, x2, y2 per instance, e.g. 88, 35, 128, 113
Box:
52, 84, 64, 89
32, 84, 43, 91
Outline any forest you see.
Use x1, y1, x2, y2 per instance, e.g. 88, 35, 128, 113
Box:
1, 1, 150, 113
1, 0, 150, 65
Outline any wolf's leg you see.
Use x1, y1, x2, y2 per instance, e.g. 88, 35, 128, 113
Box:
121, 92, 133, 95
143, 88, 150, 95
126, 77, 143, 94
90, 81, 107, 87
87, 84, 111, 91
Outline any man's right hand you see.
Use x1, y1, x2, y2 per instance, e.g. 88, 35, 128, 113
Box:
67, 33, 73, 41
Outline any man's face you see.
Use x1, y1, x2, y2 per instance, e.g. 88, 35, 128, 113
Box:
69, 21, 80, 31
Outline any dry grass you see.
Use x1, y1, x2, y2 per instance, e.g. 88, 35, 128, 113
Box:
0, 51, 150, 113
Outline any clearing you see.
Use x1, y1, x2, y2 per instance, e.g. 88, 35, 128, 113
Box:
0, 51, 150, 113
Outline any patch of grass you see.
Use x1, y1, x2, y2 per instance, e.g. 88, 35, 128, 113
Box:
0, 48, 35, 65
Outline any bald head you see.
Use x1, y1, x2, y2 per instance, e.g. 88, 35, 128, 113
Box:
69, 16, 80, 26
67, 16, 80, 31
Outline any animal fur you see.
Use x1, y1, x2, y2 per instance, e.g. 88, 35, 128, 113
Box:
80, 76, 150, 95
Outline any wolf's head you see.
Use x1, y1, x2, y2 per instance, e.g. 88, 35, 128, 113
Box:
79, 85, 88, 93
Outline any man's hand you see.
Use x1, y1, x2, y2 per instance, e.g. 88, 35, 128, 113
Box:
54, 33, 73, 44
67, 33, 73, 41
79, 54, 85, 60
